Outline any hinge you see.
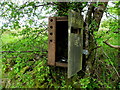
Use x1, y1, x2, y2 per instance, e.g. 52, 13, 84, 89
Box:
83, 49, 89, 55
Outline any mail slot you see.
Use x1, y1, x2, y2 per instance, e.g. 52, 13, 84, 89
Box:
48, 10, 84, 78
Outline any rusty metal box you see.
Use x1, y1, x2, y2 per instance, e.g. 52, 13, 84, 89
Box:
48, 11, 84, 78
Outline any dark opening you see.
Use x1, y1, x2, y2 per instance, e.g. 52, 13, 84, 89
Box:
50, 40, 52, 42
50, 26, 53, 29
56, 21, 68, 63
50, 32, 53, 35
71, 27, 81, 34
50, 19, 53, 22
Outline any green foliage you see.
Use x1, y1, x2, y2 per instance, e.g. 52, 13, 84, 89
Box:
107, 1, 120, 16
0, 1, 47, 31
93, 18, 119, 88
1, 1, 119, 89
2, 27, 49, 88
52, 2, 87, 16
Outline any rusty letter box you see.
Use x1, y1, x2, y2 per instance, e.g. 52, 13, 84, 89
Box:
48, 10, 83, 78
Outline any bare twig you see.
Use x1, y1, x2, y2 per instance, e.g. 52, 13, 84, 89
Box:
91, 46, 101, 51
34, 3, 54, 7
103, 40, 120, 50
1, 50, 47, 53
34, 28, 47, 39
106, 12, 118, 20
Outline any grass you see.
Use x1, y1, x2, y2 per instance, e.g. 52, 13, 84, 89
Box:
1, 31, 22, 47
1, 26, 119, 88
1, 28, 49, 88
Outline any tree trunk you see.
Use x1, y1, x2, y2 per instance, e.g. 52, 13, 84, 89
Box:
84, 2, 108, 77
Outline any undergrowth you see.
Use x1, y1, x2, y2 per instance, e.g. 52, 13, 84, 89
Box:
1, 22, 119, 88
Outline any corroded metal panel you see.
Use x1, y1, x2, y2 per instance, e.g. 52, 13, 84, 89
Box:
56, 17, 68, 21
48, 17, 56, 66
68, 10, 83, 78
55, 62, 67, 67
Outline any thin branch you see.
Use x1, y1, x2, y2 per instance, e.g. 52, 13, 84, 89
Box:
1, 50, 47, 53
106, 12, 118, 20
34, 3, 53, 7
91, 46, 101, 51
34, 28, 47, 39
103, 40, 120, 50
18, 2, 54, 11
